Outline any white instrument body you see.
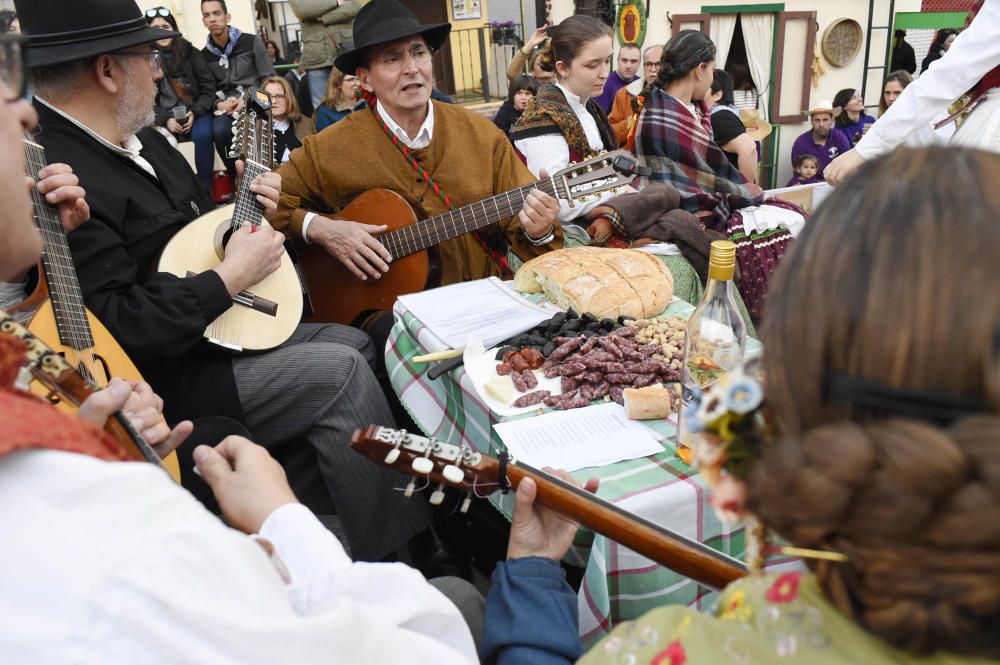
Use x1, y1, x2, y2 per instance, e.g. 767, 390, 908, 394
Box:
157, 204, 303, 351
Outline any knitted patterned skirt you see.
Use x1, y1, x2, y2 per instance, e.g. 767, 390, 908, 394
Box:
724, 199, 803, 322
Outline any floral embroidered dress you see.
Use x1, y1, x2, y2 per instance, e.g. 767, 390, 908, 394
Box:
578, 572, 996, 665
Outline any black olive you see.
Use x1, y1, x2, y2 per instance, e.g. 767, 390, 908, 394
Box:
581, 312, 597, 323
617, 315, 635, 325
600, 318, 616, 330
581, 329, 598, 338
550, 312, 566, 328
542, 342, 555, 357
562, 319, 582, 332
565, 308, 578, 320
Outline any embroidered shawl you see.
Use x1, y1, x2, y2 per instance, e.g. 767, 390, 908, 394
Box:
509, 84, 616, 160
635, 88, 763, 229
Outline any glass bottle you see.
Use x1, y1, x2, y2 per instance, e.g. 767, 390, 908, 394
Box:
676, 240, 747, 465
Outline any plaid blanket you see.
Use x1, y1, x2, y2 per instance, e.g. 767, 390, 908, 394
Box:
635, 88, 764, 230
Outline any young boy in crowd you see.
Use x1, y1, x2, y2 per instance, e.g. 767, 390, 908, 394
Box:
786, 154, 821, 186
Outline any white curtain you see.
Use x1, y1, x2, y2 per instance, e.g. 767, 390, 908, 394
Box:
709, 14, 738, 70
741, 13, 775, 120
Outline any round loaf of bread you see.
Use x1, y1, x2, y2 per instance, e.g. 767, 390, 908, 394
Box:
514, 247, 673, 318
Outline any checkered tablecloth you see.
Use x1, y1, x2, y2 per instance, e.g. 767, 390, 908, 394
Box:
386, 294, 767, 646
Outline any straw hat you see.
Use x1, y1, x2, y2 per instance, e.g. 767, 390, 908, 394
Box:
806, 100, 842, 118
738, 109, 773, 141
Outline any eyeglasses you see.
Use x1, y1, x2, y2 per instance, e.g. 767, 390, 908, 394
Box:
643, 61, 660, 70
113, 49, 163, 74
0, 34, 26, 103
145, 7, 171, 18
375, 44, 434, 72
270, 93, 286, 100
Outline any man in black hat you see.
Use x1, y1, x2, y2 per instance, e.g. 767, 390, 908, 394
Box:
16, 0, 439, 568
274, 0, 562, 286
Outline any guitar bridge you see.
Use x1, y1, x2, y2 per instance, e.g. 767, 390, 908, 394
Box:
186, 271, 277, 316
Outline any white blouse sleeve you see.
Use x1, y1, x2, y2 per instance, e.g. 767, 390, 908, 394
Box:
514, 134, 612, 224
91, 500, 478, 664
855, 0, 1000, 160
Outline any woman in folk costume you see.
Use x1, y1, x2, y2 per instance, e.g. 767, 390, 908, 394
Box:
480, 147, 1000, 665
509, 15, 619, 226
633, 30, 800, 320
826, 0, 998, 185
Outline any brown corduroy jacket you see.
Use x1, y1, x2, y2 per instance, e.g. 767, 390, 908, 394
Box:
274, 100, 563, 286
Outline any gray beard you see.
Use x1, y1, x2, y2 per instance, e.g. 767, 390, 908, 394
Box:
115, 71, 156, 139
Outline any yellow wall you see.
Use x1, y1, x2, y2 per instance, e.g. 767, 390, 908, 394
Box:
445, 0, 491, 93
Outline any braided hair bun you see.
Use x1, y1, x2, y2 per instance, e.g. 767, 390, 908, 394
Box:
748, 417, 1000, 656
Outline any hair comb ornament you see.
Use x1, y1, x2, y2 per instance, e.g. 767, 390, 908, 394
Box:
686, 358, 847, 571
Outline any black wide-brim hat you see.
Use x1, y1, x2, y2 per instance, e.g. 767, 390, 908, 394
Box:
15, 0, 179, 68
334, 0, 451, 75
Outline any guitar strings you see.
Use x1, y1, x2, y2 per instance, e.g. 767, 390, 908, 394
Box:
23, 140, 102, 382
378, 179, 563, 260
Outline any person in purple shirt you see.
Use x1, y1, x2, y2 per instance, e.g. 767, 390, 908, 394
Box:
832, 87, 877, 146
592, 42, 639, 113
790, 100, 852, 179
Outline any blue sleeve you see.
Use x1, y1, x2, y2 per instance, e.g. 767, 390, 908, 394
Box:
480, 557, 581, 665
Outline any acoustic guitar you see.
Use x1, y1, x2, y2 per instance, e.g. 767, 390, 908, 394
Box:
1, 310, 170, 472
15, 137, 181, 481
350, 424, 747, 591
158, 88, 303, 352
297, 150, 641, 326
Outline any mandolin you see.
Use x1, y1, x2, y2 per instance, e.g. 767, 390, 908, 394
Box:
1, 309, 170, 472
298, 150, 639, 326
15, 137, 181, 481
158, 88, 303, 352
350, 424, 747, 591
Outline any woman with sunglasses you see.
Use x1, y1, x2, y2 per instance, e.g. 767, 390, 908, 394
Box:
146, 7, 217, 193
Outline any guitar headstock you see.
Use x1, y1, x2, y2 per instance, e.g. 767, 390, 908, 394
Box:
550, 149, 646, 206
350, 425, 496, 508
229, 87, 275, 169
0, 309, 84, 404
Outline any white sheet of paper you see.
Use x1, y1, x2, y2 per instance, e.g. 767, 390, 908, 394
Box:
397, 277, 552, 349
493, 402, 664, 472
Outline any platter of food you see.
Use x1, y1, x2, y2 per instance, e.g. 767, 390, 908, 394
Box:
464, 307, 687, 418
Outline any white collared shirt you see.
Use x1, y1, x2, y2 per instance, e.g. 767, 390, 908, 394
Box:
514, 81, 611, 222
855, 0, 998, 160
376, 99, 435, 149
302, 99, 435, 242
34, 97, 158, 179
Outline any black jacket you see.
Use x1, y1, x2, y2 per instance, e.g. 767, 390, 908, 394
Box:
33, 100, 245, 426
154, 38, 217, 125
492, 101, 523, 136
202, 32, 275, 99
890, 41, 917, 74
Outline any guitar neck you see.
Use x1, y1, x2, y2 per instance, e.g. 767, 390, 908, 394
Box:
231, 160, 269, 229
380, 176, 562, 260
510, 459, 747, 590
22, 138, 95, 351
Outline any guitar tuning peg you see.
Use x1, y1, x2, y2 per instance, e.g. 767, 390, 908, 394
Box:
383, 447, 401, 465
403, 478, 418, 497
441, 464, 464, 484
429, 483, 446, 506
411, 456, 434, 475
460, 492, 472, 514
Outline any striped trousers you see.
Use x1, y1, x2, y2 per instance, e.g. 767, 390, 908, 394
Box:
232, 323, 431, 561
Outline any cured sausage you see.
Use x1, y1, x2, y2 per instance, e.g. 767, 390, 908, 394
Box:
513, 390, 550, 407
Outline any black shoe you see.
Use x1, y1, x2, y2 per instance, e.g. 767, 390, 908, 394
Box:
406, 527, 474, 582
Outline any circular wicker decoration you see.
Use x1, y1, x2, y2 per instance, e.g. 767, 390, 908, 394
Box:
821, 18, 863, 67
